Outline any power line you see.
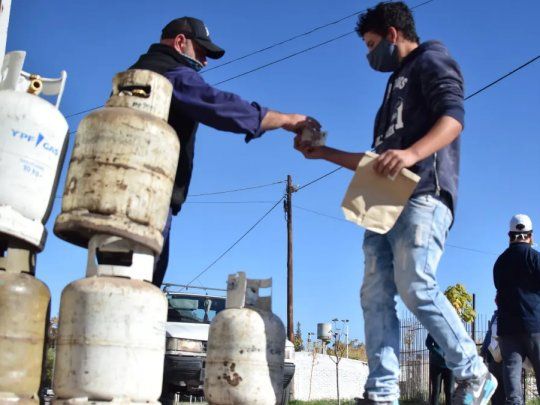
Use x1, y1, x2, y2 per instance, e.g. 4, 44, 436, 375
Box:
55, 197, 277, 204
66, 107, 101, 119
211, 0, 434, 86
445, 244, 497, 256
295, 203, 499, 256
63, 31, 350, 118
212, 31, 354, 86
464, 54, 540, 100
205, 0, 433, 73
188, 180, 285, 197
296, 167, 344, 191
186, 200, 275, 204
294, 204, 350, 223
63, 32, 351, 117
55, 181, 283, 200
202, 8, 370, 73
184, 196, 284, 288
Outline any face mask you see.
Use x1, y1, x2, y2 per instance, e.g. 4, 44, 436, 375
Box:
180, 52, 204, 72
367, 38, 400, 72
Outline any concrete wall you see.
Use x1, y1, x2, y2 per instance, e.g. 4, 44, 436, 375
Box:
292, 351, 369, 401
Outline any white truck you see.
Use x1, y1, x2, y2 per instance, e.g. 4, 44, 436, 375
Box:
161, 284, 295, 404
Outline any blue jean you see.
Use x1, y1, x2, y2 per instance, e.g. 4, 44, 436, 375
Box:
360, 195, 487, 402
499, 333, 540, 405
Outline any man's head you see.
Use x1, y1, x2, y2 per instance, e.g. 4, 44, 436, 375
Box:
160, 17, 225, 69
508, 214, 533, 244
356, 2, 420, 72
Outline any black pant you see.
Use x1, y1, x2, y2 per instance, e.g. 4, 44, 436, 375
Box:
153, 210, 173, 287
487, 359, 505, 405
429, 363, 454, 405
499, 333, 540, 405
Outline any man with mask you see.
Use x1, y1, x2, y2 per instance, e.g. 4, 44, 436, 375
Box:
129, 17, 318, 286
294, 2, 496, 404
494, 214, 540, 404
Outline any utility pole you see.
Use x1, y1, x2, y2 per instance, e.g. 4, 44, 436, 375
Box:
307, 332, 314, 352
472, 293, 476, 342
341, 319, 349, 359
284, 175, 295, 343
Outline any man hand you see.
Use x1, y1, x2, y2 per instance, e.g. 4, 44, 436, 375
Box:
373, 148, 419, 177
294, 135, 327, 159
282, 114, 321, 134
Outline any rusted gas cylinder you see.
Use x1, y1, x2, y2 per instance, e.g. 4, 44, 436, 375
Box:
52, 236, 167, 402
205, 273, 285, 405
0, 244, 50, 402
54, 69, 179, 254
53, 277, 167, 402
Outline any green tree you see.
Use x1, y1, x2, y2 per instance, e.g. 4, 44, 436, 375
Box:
348, 340, 368, 362
444, 283, 476, 323
44, 347, 56, 386
44, 316, 58, 387
294, 321, 304, 352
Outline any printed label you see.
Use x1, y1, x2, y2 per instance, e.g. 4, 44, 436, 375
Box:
20, 157, 44, 178
10, 129, 60, 156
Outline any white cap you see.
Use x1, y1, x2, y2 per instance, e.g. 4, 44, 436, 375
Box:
509, 214, 533, 233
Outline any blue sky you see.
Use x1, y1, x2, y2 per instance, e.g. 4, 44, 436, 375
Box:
6, 0, 540, 343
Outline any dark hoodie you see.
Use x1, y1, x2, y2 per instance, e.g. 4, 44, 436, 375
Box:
494, 243, 540, 335
373, 41, 464, 215
129, 44, 268, 215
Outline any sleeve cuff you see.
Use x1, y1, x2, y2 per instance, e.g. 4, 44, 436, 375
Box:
440, 106, 465, 129
244, 103, 268, 143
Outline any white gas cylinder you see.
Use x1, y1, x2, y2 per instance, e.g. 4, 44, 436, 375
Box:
53, 236, 166, 403
205, 272, 286, 405
0, 51, 68, 250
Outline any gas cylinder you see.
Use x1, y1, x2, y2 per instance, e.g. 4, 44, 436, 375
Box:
205, 272, 286, 405
0, 242, 50, 402
53, 235, 167, 403
0, 51, 68, 250
54, 69, 179, 254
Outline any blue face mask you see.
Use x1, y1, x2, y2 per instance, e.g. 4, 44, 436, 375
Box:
179, 52, 204, 72
366, 38, 400, 72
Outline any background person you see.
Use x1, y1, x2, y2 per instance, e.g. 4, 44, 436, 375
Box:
426, 332, 454, 405
493, 214, 540, 405
480, 309, 505, 405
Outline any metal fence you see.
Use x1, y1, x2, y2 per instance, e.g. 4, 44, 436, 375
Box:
399, 314, 429, 403
524, 370, 539, 404
399, 312, 538, 403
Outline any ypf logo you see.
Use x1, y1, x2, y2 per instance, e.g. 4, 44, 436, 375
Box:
10, 129, 60, 156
